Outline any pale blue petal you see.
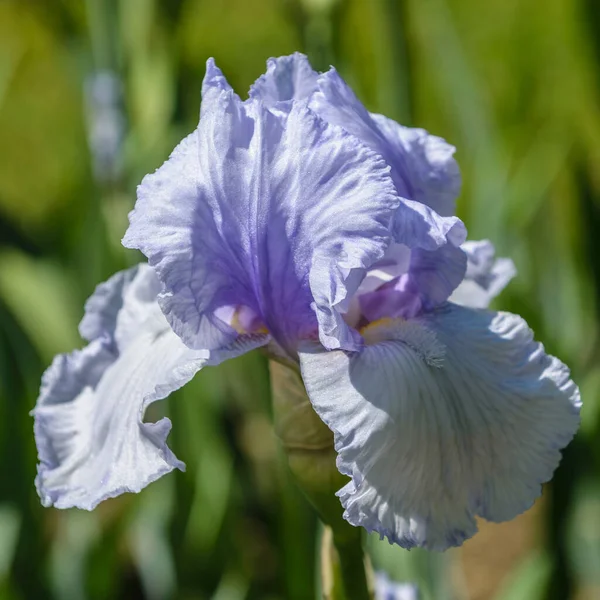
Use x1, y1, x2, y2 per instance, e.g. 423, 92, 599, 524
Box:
450, 240, 516, 308
311, 68, 461, 217
353, 240, 467, 324
370, 114, 461, 217
311, 67, 382, 148
124, 62, 399, 353
408, 243, 467, 308
253, 55, 460, 219
124, 128, 241, 351
78, 265, 158, 344
252, 56, 465, 250
249, 53, 319, 105
201, 57, 235, 100
311, 66, 466, 282
34, 264, 267, 509
299, 305, 580, 550
390, 197, 466, 253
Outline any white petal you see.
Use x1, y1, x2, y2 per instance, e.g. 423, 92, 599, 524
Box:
34, 265, 267, 509
299, 304, 580, 550
78, 267, 140, 342
450, 240, 516, 308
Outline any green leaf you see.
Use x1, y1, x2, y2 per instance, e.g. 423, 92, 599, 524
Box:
0, 251, 81, 361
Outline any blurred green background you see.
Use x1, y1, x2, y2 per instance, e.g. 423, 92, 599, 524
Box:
1, 0, 599, 598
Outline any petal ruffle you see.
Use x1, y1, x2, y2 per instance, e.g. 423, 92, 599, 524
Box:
78, 267, 140, 343
249, 53, 319, 106
34, 264, 267, 509
309, 67, 467, 298
351, 240, 467, 324
201, 57, 235, 99
299, 304, 580, 550
407, 243, 468, 308
450, 240, 516, 309
370, 114, 461, 218
307, 65, 468, 306
124, 62, 400, 353
311, 68, 461, 218
251, 55, 464, 240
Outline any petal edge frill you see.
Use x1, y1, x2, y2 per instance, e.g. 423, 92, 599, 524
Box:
249, 53, 319, 106
299, 305, 580, 550
124, 62, 401, 353
34, 264, 267, 509
311, 68, 461, 218
450, 240, 516, 309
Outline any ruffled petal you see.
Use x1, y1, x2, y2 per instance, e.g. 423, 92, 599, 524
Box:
390, 197, 466, 251
310, 67, 467, 301
78, 268, 139, 343
407, 243, 467, 308
201, 57, 235, 100
124, 61, 400, 353
450, 240, 516, 308
249, 53, 319, 106
299, 305, 580, 550
311, 67, 383, 149
251, 55, 464, 276
370, 114, 461, 217
311, 68, 461, 218
252, 55, 465, 252
351, 241, 467, 325
34, 264, 267, 509
252, 55, 461, 218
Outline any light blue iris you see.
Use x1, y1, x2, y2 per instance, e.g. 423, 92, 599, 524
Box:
33, 54, 580, 551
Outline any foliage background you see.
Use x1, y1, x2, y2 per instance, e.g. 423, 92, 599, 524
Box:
0, 0, 599, 598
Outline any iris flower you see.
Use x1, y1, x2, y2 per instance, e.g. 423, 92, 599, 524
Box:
34, 54, 580, 551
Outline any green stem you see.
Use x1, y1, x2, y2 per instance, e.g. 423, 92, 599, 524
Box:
331, 529, 372, 600
269, 361, 372, 600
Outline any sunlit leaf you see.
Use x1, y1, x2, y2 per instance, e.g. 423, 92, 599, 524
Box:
0, 2, 87, 232
0, 251, 81, 361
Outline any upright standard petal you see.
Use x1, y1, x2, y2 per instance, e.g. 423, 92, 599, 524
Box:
311, 68, 461, 217
201, 57, 235, 100
124, 65, 400, 353
450, 240, 516, 309
307, 65, 469, 307
249, 53, 319, 106
251, 55, 461, 218
356, 241, 468, 325
34, 264, 267, 510
299, 305, 580, 550
370, 114, 461, 218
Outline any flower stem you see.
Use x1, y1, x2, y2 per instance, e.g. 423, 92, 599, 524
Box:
321, 525, 373, 600
269, 360, 373, 600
